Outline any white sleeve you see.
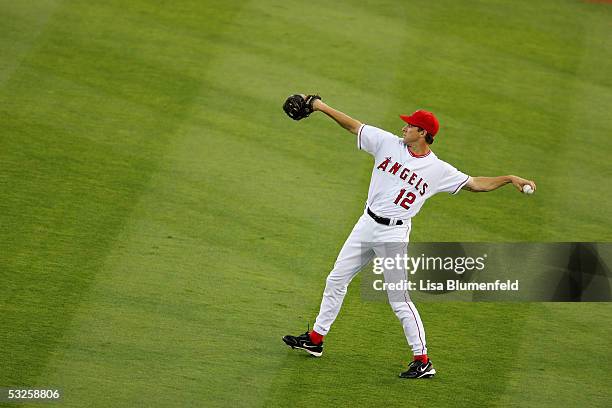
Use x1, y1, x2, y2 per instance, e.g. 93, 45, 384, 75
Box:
357, 124, 398, 156
437, 161, 470, 195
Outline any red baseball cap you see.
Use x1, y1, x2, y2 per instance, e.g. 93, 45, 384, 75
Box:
400, 110, 440, 137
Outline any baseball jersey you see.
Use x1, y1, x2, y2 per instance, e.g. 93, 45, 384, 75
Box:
357, 124, 470, 220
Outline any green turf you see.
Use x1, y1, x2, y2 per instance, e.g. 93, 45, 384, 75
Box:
1, 0, 611, 407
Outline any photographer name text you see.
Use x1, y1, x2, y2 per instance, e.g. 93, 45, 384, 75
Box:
373, 279, 520, 292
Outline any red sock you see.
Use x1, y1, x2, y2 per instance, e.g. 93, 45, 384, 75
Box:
309, 330, 324, 345
413, 354, 428, 364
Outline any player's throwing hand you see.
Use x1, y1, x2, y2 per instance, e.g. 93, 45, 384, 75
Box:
509, 175, 536, 194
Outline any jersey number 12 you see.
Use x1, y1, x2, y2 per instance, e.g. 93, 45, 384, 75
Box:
393, 189, 416, 210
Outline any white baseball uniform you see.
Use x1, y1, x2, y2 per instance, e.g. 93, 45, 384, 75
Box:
313, 124, 470, 356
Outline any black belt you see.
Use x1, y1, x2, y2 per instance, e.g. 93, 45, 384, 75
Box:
367, 207, 403, 226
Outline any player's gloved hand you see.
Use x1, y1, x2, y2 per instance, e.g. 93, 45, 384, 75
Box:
283, 94, 321, 120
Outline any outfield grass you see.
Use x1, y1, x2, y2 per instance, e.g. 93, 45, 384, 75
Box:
1, 0, 611, 407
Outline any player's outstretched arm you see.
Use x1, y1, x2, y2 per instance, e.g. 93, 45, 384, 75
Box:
463, 175, 536, 193
311, 99, 363, 135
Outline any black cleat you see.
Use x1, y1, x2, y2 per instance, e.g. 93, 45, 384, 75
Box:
399, 359, 436, 379
282, 331, 323, 357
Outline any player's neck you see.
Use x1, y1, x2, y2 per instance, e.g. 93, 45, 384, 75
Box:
407, 142, 431, 157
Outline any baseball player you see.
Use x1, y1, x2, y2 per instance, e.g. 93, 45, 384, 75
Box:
281, 94, 536, 379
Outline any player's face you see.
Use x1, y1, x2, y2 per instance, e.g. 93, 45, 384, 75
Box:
402, 123, 422, 143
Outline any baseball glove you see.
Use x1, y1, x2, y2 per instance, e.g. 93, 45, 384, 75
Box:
283, 94, 321, 120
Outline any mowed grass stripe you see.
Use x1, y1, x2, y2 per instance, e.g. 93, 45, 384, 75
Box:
496, 303, 612, 408
0, 0, 246, 390
0, 0, 59, 85
32, 192, 314, 406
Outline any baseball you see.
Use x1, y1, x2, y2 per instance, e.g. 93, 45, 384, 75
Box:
522, 185, 534, 195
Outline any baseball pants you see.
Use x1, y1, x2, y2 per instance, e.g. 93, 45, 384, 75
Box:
313, 212, 427, 356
